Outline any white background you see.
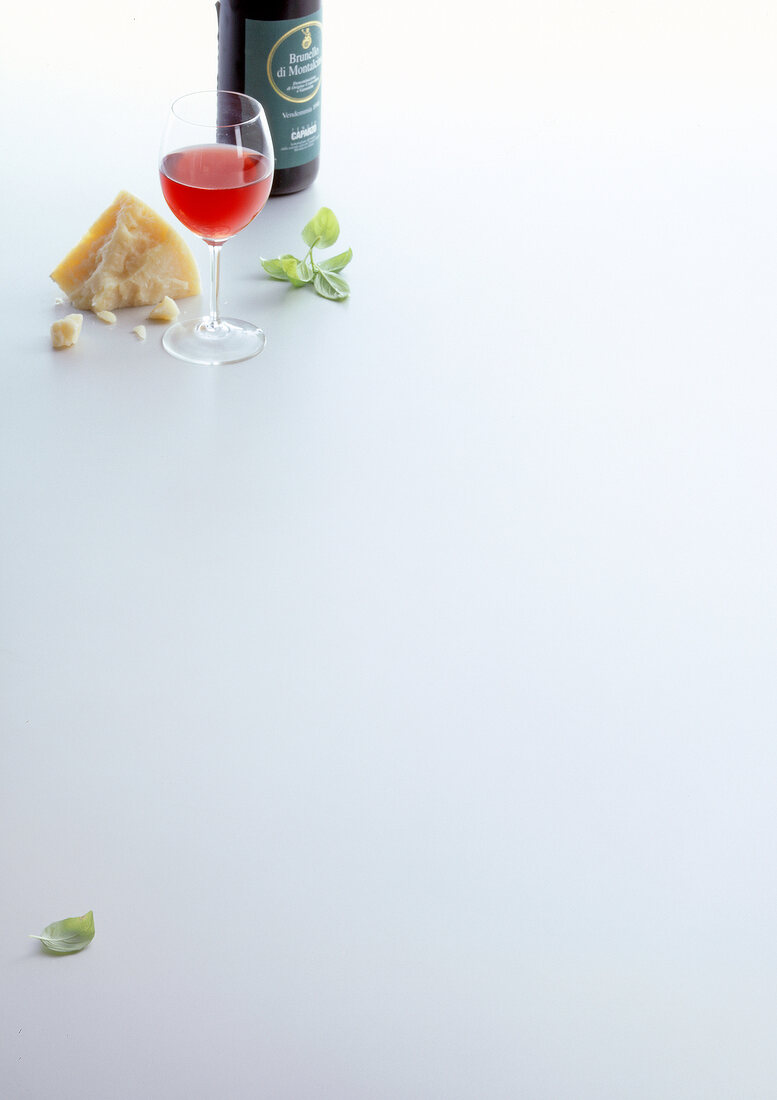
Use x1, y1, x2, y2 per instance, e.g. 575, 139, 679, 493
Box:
3, 2, 777, 1097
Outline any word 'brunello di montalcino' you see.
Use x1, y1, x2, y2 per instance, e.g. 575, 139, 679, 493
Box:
276, 47, 321, 78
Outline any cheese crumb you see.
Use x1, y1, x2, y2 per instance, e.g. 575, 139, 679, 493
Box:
148, 296, 179, 322
51, 314, 83, 349
132, 325, 147, 340
96, 310, 117, 324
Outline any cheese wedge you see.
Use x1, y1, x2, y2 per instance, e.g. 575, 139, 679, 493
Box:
51, 191, 201, 312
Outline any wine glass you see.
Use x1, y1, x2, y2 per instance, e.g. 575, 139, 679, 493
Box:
158, 90, 274, 365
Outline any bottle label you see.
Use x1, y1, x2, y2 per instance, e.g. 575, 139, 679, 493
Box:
245, 14, 322, 171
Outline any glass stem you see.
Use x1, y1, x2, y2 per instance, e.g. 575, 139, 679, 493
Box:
207, 243, 223, 331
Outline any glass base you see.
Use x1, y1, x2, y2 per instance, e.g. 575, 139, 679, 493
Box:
162, 316, 267, 365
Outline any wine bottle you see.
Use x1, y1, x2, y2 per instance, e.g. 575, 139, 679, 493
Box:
218, 0, 322, 196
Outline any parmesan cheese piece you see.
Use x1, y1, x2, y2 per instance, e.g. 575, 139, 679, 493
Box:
51, 191, 201, 312
132, 325, 147, 340
51, 313, 83, 348
96, 310, 117, 324
148, 295, 180, 322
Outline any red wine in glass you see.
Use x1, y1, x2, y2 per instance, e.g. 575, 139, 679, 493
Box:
158, 91, 275, 365
160, 145, 273, 242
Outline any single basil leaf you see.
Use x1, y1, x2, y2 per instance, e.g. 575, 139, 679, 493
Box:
30, 910, 95, 954
280, 254, 312, 288
314, 271, 350, 300
317, 247, 353, 274
302, 207, 340, 250
297, 257, 314, 282
261, 257, 291, 281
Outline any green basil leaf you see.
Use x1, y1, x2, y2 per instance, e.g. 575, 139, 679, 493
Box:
260, 257, 291, 281
280, 255, 312, 288
297, 258, 314, 282
302, 207, 340, 249
31, 910, 95, 954
314, 271, 350, 300
317, 247, 353, 274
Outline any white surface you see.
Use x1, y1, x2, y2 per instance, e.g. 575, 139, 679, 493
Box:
3, 2, 777, 1097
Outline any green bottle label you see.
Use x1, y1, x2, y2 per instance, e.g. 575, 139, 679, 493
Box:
245, 14, 322, 171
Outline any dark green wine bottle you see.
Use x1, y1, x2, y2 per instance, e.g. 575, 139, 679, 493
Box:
218, 0, 322, 196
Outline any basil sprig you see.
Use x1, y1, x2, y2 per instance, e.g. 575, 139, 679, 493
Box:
262, 208, 352, 300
